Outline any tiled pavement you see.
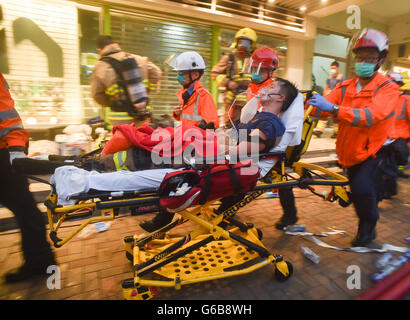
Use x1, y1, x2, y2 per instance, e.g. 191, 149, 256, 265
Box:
0, 136, 409, 300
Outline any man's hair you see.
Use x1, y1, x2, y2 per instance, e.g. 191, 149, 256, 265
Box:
97, 35, 115, 49
331, 60, 339, 67
275, 77, 298, 112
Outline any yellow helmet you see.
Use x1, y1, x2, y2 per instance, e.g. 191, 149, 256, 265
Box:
231, 28, 257, 52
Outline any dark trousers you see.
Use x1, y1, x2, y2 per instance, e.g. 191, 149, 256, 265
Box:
346, 148, 392, 223
278, 187, 297, 219
0, 149, 53, 266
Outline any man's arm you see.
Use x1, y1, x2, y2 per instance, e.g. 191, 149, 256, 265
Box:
90, 61, 111, 106
145, 58, 162, 93
335, 82, 399, 127
211, 54, 230, 87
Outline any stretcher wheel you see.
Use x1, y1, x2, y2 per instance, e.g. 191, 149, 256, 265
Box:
274, 261, 293, 282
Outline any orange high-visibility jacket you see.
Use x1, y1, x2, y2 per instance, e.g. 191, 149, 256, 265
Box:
174, 80, 220, 129
246, 78, 274, 102
390, 93, 410, 140
0, 73, 29, 150
312, 73, 400, 168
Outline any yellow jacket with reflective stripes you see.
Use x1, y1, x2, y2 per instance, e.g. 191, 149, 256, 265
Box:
90, 43, 162, 121
211, 52, 251, 104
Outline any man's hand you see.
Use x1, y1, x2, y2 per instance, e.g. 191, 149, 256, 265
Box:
173, 105, 182, 117
309, 93, 334, 113
227, 81, 238, 91
9, 151, 26, 165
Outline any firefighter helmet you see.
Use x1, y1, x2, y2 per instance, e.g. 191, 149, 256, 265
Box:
231, 28, 257, 52
250, 47, 279, 70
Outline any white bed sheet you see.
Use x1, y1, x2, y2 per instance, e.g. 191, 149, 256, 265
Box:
50, 166, 182, 205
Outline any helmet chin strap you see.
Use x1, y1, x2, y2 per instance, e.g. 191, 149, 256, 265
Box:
183, 72, 197, 89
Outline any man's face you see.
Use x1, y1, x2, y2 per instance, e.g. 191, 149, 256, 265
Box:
251, 67, 273, 83
260, 82, 284, 104
237, 38, 252, 55
330, 65, 338, 74
355, 48, 380, 64
177, 70, 200, 87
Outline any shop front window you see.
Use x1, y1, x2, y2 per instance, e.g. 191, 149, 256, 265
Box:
0, 0, 85, 129
311, 32, 350, 94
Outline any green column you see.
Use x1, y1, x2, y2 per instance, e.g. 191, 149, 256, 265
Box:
103, 5, 111, 35
210, 25, 220, 105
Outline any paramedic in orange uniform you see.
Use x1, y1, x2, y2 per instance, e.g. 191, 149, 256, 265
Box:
246, 47, 278, 104
171, 51, 219, 129
309, 29, 401, 247
0, 73, 55, 282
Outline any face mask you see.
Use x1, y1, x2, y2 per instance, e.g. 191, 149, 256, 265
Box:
238, 39, 251, 51
355, 62, 376, 78
330, 69, 337, 74
177, 73, 186, 85
251, 73, 263, 84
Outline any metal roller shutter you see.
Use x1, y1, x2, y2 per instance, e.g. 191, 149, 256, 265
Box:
111, 11, 213, 117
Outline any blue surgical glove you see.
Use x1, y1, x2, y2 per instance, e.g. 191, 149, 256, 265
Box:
309, 93, 334, 113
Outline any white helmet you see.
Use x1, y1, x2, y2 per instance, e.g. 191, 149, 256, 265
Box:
349, 28, 389, 57
170, 51, 206, 71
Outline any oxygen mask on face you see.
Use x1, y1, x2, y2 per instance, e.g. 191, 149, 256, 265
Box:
239, 89, 266, 124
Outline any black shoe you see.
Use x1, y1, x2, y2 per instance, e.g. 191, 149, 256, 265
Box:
5, 258, 56, 283
139, 211, 174, 233
351, 221, 377, 247
275, 215, 298, 230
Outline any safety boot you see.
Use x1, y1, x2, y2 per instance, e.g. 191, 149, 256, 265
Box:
139, 210, 174, 233
275, 215, 298, 230
351, 220, 377, 247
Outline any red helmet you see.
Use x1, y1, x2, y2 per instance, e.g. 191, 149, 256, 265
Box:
250, 47, 279, 70
350, 28, 389, 56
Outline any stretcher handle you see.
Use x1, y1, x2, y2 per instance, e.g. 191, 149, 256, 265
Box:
187, 151, 287, 165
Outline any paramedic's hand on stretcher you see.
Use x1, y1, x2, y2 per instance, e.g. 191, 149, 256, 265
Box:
309, 93, 334, 113
9, 151, 26, 165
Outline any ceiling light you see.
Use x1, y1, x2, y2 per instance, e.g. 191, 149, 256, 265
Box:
321, 0, 328, 3
268, 0, 275, 3
300, 6, 306, 12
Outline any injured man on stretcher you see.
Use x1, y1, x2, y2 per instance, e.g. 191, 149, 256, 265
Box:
45, 79, 304, 213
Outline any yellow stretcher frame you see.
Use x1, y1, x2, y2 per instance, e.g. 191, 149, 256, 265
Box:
44, 98, 350, 249
120, 160, 350, 300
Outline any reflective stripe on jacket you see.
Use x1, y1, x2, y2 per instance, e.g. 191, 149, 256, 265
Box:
390, 94, 410, 139
174, 80, 220, 128
211, 53, 251, 104
313, 73, 400, 168
0, 73, 29, 150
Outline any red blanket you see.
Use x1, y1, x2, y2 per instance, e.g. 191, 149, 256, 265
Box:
113, 123, 219, 158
